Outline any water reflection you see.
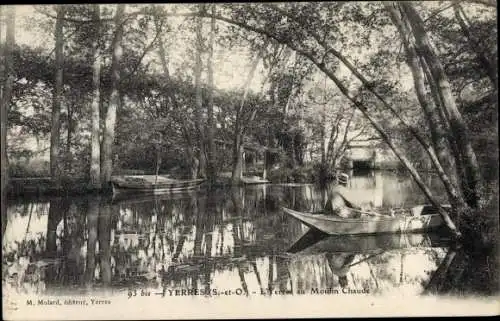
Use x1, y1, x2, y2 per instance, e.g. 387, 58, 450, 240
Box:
2, 171, 468, 298
346, 170, 448, 208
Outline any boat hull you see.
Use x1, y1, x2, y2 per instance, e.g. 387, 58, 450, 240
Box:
241, 177, 270, 185
111, 177, 205, 196
282, 207, 444, 235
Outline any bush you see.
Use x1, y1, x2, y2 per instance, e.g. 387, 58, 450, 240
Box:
267, 163, 328, 183
9, 159, 50, 177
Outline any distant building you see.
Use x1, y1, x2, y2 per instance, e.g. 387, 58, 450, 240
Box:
342, 137, 399, 170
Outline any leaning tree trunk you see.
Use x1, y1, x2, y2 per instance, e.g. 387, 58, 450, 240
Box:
385, 3, 465, 211
50, 5, 65, 188
1, 6, 15, 216
303, 45, 462, 237
401, 2, 482, 209
192, 11, 461, 235
101, 4, 125, 186
89, 4, 101, 189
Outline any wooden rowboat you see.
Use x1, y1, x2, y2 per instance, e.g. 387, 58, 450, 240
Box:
111, 175, 205, 196
241, 176, 270, 185
282, 205, 449, 235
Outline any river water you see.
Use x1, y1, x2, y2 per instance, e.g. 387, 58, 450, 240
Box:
1, 170, 491, 301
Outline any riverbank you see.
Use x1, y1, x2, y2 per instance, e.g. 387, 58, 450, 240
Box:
2, 167, 452, 198
7, 177, 110, 199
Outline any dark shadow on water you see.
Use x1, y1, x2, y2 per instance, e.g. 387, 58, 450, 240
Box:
287, 228, 329, 254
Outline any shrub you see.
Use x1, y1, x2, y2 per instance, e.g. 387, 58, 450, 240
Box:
8, 159, 50, 177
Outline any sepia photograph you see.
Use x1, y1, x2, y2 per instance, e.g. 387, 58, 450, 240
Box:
1, 2, 499, 319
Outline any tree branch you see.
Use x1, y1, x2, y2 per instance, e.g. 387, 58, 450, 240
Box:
453, 3, 497, 89
121, 16, 165, 81
191, 9, 460, 235
461, 0, 497, 7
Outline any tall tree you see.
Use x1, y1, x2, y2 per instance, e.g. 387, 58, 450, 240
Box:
50, 5, 65, 187
101, 4, 125, 185
89, 4, 101, 189
1, 5, 15, 215
206, 4, 217, 184
194, 12, 206, 179
231, 47, 265, 184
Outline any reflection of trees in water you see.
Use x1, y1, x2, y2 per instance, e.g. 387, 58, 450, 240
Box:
279, 185, 324, 212
84, 197, 99, 287
3, 201, 51, 294
5, 184, 489, 297
2, 187, 308, 294
286, 248, 448, 295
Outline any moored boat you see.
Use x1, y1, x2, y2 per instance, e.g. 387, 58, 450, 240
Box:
241, 176, 270, 185
282, 204, 450, 235
111, 175, 205, 196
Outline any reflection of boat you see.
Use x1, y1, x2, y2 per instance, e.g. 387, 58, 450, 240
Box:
288, 230, 451, 254
111, 175, 205, 195
217, 172, 269, 185
282, 205, 448, 235
111, 187, 202, 204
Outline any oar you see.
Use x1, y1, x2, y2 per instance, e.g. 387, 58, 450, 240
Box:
347, 250, 387, 268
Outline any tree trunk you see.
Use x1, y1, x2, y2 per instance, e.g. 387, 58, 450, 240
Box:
194, 13, 206, 179
0, 5, 3, 102
231, 134, 244, 184
101, 4, 125, 186
420, 55, 469, 199
155, 144, 161, 183
1, 6, 14, 213
206, 4, 217, 185
386, 3, 465, 210
50, 5, 65, 188
401, 2, 482, 208
231, 47, 266, 184
90, 4, 101, 189
66, 103, 73, 173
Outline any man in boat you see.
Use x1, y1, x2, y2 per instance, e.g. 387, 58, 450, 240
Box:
324, 185, 364, 218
